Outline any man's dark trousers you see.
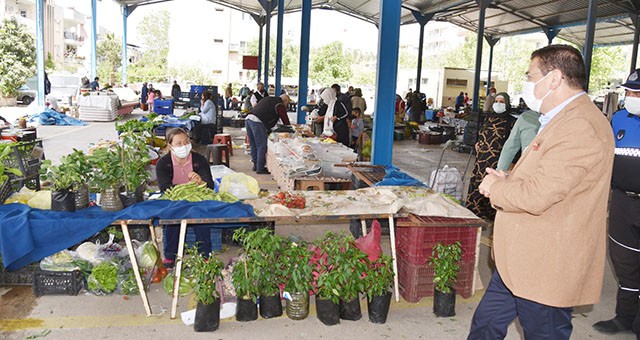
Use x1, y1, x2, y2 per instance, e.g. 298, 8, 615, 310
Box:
468, 271, 573, 339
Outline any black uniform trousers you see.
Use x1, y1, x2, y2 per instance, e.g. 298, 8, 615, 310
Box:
609, 188, 640, 334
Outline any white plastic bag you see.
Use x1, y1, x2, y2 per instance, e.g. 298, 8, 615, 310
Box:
219, 173, 259, 199
429, 165, 463, 201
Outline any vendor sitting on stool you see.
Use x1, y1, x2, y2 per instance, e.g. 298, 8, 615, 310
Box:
155, 128, 215, 268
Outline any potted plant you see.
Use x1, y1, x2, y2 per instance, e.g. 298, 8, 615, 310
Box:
181, 245, 224, 332
88, 147, 124, 211
335, 235, 368, 321
63, 149, 93, 210
0, 143, 22, 203
243, 228, 284, 319
230, 251, 259, 322
364, 254, 394, 324
311, 231, 346, 326
278, 239, 313, 320
116, 129, 150, 206
40, 160, 75, 211
428, 241, 462, 317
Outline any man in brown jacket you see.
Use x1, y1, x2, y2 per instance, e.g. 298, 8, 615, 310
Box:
467, 45, 614, 339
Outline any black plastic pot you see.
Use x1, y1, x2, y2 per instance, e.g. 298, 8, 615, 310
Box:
236, 296, 258, 321
51, 188, 76, 212
339, 297, 362, 321
194, 299, 220, 332
433, 288, 456, 317
259, 294, 283, 319
367, 291, 392, 324
315, 296, 340, 326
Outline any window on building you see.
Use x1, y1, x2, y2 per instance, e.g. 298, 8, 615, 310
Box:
446, 78, 467, 87
421, 78, 428, 85
212, 70, 223, 74
215, 8, 224, 12
20, 10, 27, 18
214, 39, 224, 44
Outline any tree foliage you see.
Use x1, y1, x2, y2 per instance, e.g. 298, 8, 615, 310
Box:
97, 32, 122, 85
0, 17, 36, 97
309, 41, 352, 86
128, 10, 171, 83
246, 36, 300, 78
169, 65, 215, 85
589, 46, 626, 94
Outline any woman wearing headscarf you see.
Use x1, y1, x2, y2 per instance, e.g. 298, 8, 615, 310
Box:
351, 88, 367, 115
317, 88, 350, 146
465, 92, 516, 221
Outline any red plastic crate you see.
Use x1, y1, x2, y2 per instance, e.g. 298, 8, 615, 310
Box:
397, 254, 475, 303
395, 226, 478, 265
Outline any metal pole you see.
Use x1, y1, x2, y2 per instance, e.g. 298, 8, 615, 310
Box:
416, 22, 425, 92
371, 0, 401, 166
91, 0, 97, 79
264, 7, 272, 89
583, 0, 597, 92
35, 0, 45, 106
275, 0, 284, 96
258, 21, 263, 83
471, 0, 488, 112
121, 6, 129, 85
297, 0, 311, 124
485, 37, 499, 96
631, 14, 640, 73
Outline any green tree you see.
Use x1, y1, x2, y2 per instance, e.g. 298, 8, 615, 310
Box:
493, 36, 539, 93
309, 41, 352, 86
128, 10, 170, 82
246, 36, 300, 78
169, 65, 215, 85
589, 46, 626, 94
0, 17, 36, 97
45, 52, 56, 71
97, 32, 122, 85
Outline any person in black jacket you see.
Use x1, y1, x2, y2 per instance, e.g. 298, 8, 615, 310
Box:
155, 128, 215, 267
246, 94, 291, 174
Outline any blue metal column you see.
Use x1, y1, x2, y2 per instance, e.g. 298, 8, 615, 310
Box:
411, 11, 433, 93
630, 14, 639, 73
121, 6, 129, 84
485, 37, 499, 96
371, 0, 401, 166
258, 21, 263, 83
274, 0, 284, 96
91, 0, 97, 79
471, 0, 489, 112
583, 0, 597, 91
297, 0, 311, 124
543, 27, 560, 45
35, 0, 45, 106
264, 9, 272, 89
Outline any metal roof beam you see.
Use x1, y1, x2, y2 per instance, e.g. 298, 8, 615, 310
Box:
493, 13, 632, 39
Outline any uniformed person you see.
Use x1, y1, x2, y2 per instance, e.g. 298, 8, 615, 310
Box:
593, 69, 640, 336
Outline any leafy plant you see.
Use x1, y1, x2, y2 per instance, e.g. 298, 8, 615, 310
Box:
40, 149, 92, 191
181, 245, 224, 305
231, 253, 259, 301
0, 143, 22, 182
88, 147, 124, 191
116, 129, 151, 193
40, 160, 73, 190
311, 231, 368, 303
428, 242, 462, 294
364, 254, 394, 300
233, 228, 284, 296
278, 239, 313, 294
0, 17, 36, 97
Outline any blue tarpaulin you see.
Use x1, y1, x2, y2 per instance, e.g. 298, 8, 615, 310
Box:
374, 165, 427, 187
0, 200, 255, 271
31, 108, 87, 126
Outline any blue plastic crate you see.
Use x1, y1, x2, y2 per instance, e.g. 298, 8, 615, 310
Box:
154, 99, 174, 115
163, 227, 222, 253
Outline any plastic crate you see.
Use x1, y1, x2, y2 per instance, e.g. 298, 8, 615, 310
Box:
0, 262, 40, 286
33, 269, 84, 296
162, 227, 222, 253
395, 225, 478, 265
0, 179, 13, 203
153, 99, 174, 115
397, 255, 474, 302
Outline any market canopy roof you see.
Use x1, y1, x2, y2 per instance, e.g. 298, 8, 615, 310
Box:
115, 0, 639, 47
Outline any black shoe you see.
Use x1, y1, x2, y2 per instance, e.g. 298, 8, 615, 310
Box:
252, 165, 257, 171
256, 169, 271, 175
593, 318, 632, 334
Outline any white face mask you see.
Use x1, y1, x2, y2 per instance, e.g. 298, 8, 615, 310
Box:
624, 96, 640, 115
171, 144, 192, 159
522, 72, 553, 112
492, 102, 506, 113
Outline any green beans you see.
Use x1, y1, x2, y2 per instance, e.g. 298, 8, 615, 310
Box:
161, 182, 238, 203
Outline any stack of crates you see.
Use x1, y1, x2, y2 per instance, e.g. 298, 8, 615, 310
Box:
189, 85, 218, 110
153, 98, 174, 115
395, 215, 483, 302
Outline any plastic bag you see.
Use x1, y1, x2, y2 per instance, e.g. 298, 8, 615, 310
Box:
429, 165, 463, 201
76, 242, 103, 265
134, 241, 158, 270
5, 186, 36, 204
219, 173, 259, 200
27, 190, 51, 209
355, 220, 382, 262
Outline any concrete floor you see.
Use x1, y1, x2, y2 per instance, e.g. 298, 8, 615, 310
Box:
0, 107, 632, 339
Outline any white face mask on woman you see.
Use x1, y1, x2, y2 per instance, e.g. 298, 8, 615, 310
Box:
624, 96, 640, 115
171, 144, 192, 158
492, 102, 506, 113
522, 72, 553, 113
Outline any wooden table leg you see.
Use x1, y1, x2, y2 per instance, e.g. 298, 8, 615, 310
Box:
361, 219, 367, 236
170, 219, 188, 319
148, 221, 158, 252
121, 221, 152, 316
388, 214, 400, 302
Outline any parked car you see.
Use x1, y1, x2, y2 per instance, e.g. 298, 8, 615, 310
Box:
17, 84, 36, 105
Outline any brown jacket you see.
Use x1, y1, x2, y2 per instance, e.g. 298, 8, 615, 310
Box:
489, 94, 614, 307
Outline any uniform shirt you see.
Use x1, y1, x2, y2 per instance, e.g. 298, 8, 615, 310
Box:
611, 109, 640, 192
